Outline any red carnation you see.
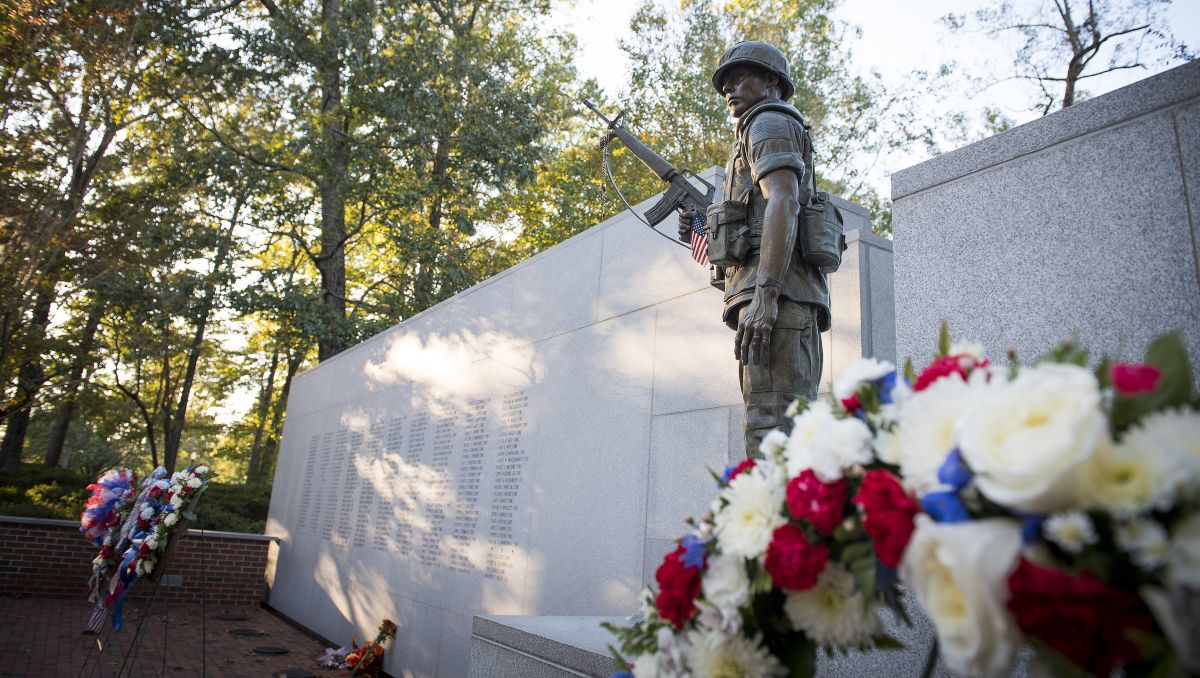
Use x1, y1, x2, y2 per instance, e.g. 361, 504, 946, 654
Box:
1007, 557, 1154, 676
728, 458, 756, 481
654, 545, 703, 629
99, 545, 114, 558
913, 354, 988, 391
853, 470, 919, 568
182, 485, 194, 494
138, 542, 150, 557
763, 524, 829, 591
786, 470, 847, 535
1111, 363, 1161, 396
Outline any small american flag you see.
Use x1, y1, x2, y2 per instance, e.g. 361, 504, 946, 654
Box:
689, 212, 709, 266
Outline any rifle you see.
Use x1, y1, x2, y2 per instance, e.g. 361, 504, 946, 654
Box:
583, 99, 714, 242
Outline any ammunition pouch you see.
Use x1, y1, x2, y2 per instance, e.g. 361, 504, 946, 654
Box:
799, 191, 846, 274
705, 199, 752, 267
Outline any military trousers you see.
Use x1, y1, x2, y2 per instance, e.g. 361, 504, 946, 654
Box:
738, 299, 822, 458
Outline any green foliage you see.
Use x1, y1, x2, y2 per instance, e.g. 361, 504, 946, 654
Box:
0, 465, 90, 519
0, 463, 269, 533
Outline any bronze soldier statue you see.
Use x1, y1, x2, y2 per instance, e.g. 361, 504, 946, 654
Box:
681, 41, 830, 458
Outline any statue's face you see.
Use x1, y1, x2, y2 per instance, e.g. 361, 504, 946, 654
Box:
720, 66, 777, 118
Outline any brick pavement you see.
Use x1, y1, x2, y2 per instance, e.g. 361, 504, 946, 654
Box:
0, 596, 340, 678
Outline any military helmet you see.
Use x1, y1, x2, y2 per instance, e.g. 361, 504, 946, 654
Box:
711, 41, 794, 101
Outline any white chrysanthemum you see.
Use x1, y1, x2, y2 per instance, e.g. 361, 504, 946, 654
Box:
684, 628, 786, 678
145, 536, 159, 550
1116, 519, 1170, 571
808, 417, 874, 482
1167, 513, 1200, 588
163, 512, 179, 527
960, 363, 1106, 513
785, 402, 873, 482
833, 358, 896, 401
169, 494, 184, 508
1043, 511, 1098, 553
702, 553, 750, 615
187, 477, 202, 488
872, 428, 901, 465
1080, 434, 1177, 516
894, 372, 987, 493
785, 401, 837, 473
759, 429, 789, 459
784, 563, 880, 648
1126, 408, 1200, 491
949, 340, 986, 360
714, 470, 786, 560
195, 465, 209, 475
785, 399, 804, 418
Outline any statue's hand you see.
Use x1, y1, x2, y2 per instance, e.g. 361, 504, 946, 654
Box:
677, 209, 694, 242
735, 286, 780, 366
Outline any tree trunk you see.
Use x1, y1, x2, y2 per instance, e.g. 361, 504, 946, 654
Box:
246, 346, 280, 483
0, 287, 54, 472
43, 299, 103, 467
255, 344, 303, 483
162, 212, 239, 472
315, 0, 349, 362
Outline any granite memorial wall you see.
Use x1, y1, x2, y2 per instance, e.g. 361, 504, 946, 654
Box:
892, 59, 1200, 374
265, 168, 893, 677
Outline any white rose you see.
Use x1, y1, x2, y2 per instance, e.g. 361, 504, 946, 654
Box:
713, 468, 786, 560
959, 363, 1106, 512
900, 516, 1022, 678
833, 358, 896, 401
1168, 513, 1200, 589
701, 553, 750, 615
893, 372, 988, 493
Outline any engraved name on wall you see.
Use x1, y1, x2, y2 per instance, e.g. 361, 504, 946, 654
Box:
294, 389, 530, 583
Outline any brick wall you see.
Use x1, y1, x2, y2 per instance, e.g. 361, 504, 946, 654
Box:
0, 516, 277, 608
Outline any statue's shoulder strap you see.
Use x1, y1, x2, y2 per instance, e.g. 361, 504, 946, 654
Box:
736, 101, 814, 194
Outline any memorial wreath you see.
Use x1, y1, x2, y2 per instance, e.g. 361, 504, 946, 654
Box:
610, 325, 1199, 677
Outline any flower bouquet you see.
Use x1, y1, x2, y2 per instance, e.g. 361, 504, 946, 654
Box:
606, 380, 919, 675
344, 619, 398, 677
841, 325, 1200, 677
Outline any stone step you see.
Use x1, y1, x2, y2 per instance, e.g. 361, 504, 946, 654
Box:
469, 615, 622, 678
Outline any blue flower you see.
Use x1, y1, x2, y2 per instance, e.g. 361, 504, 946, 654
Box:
937, 449, 972, 490
878, 371, 908, 404
922, 491, 971, 523
720, 464, 736, 484
611, 672, 635, 678
680, 534, 708, 570
1020, 514, 1046, 543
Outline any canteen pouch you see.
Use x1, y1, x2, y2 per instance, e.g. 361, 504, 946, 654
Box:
799, 190, 846, 274
705, 199, 751, 267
